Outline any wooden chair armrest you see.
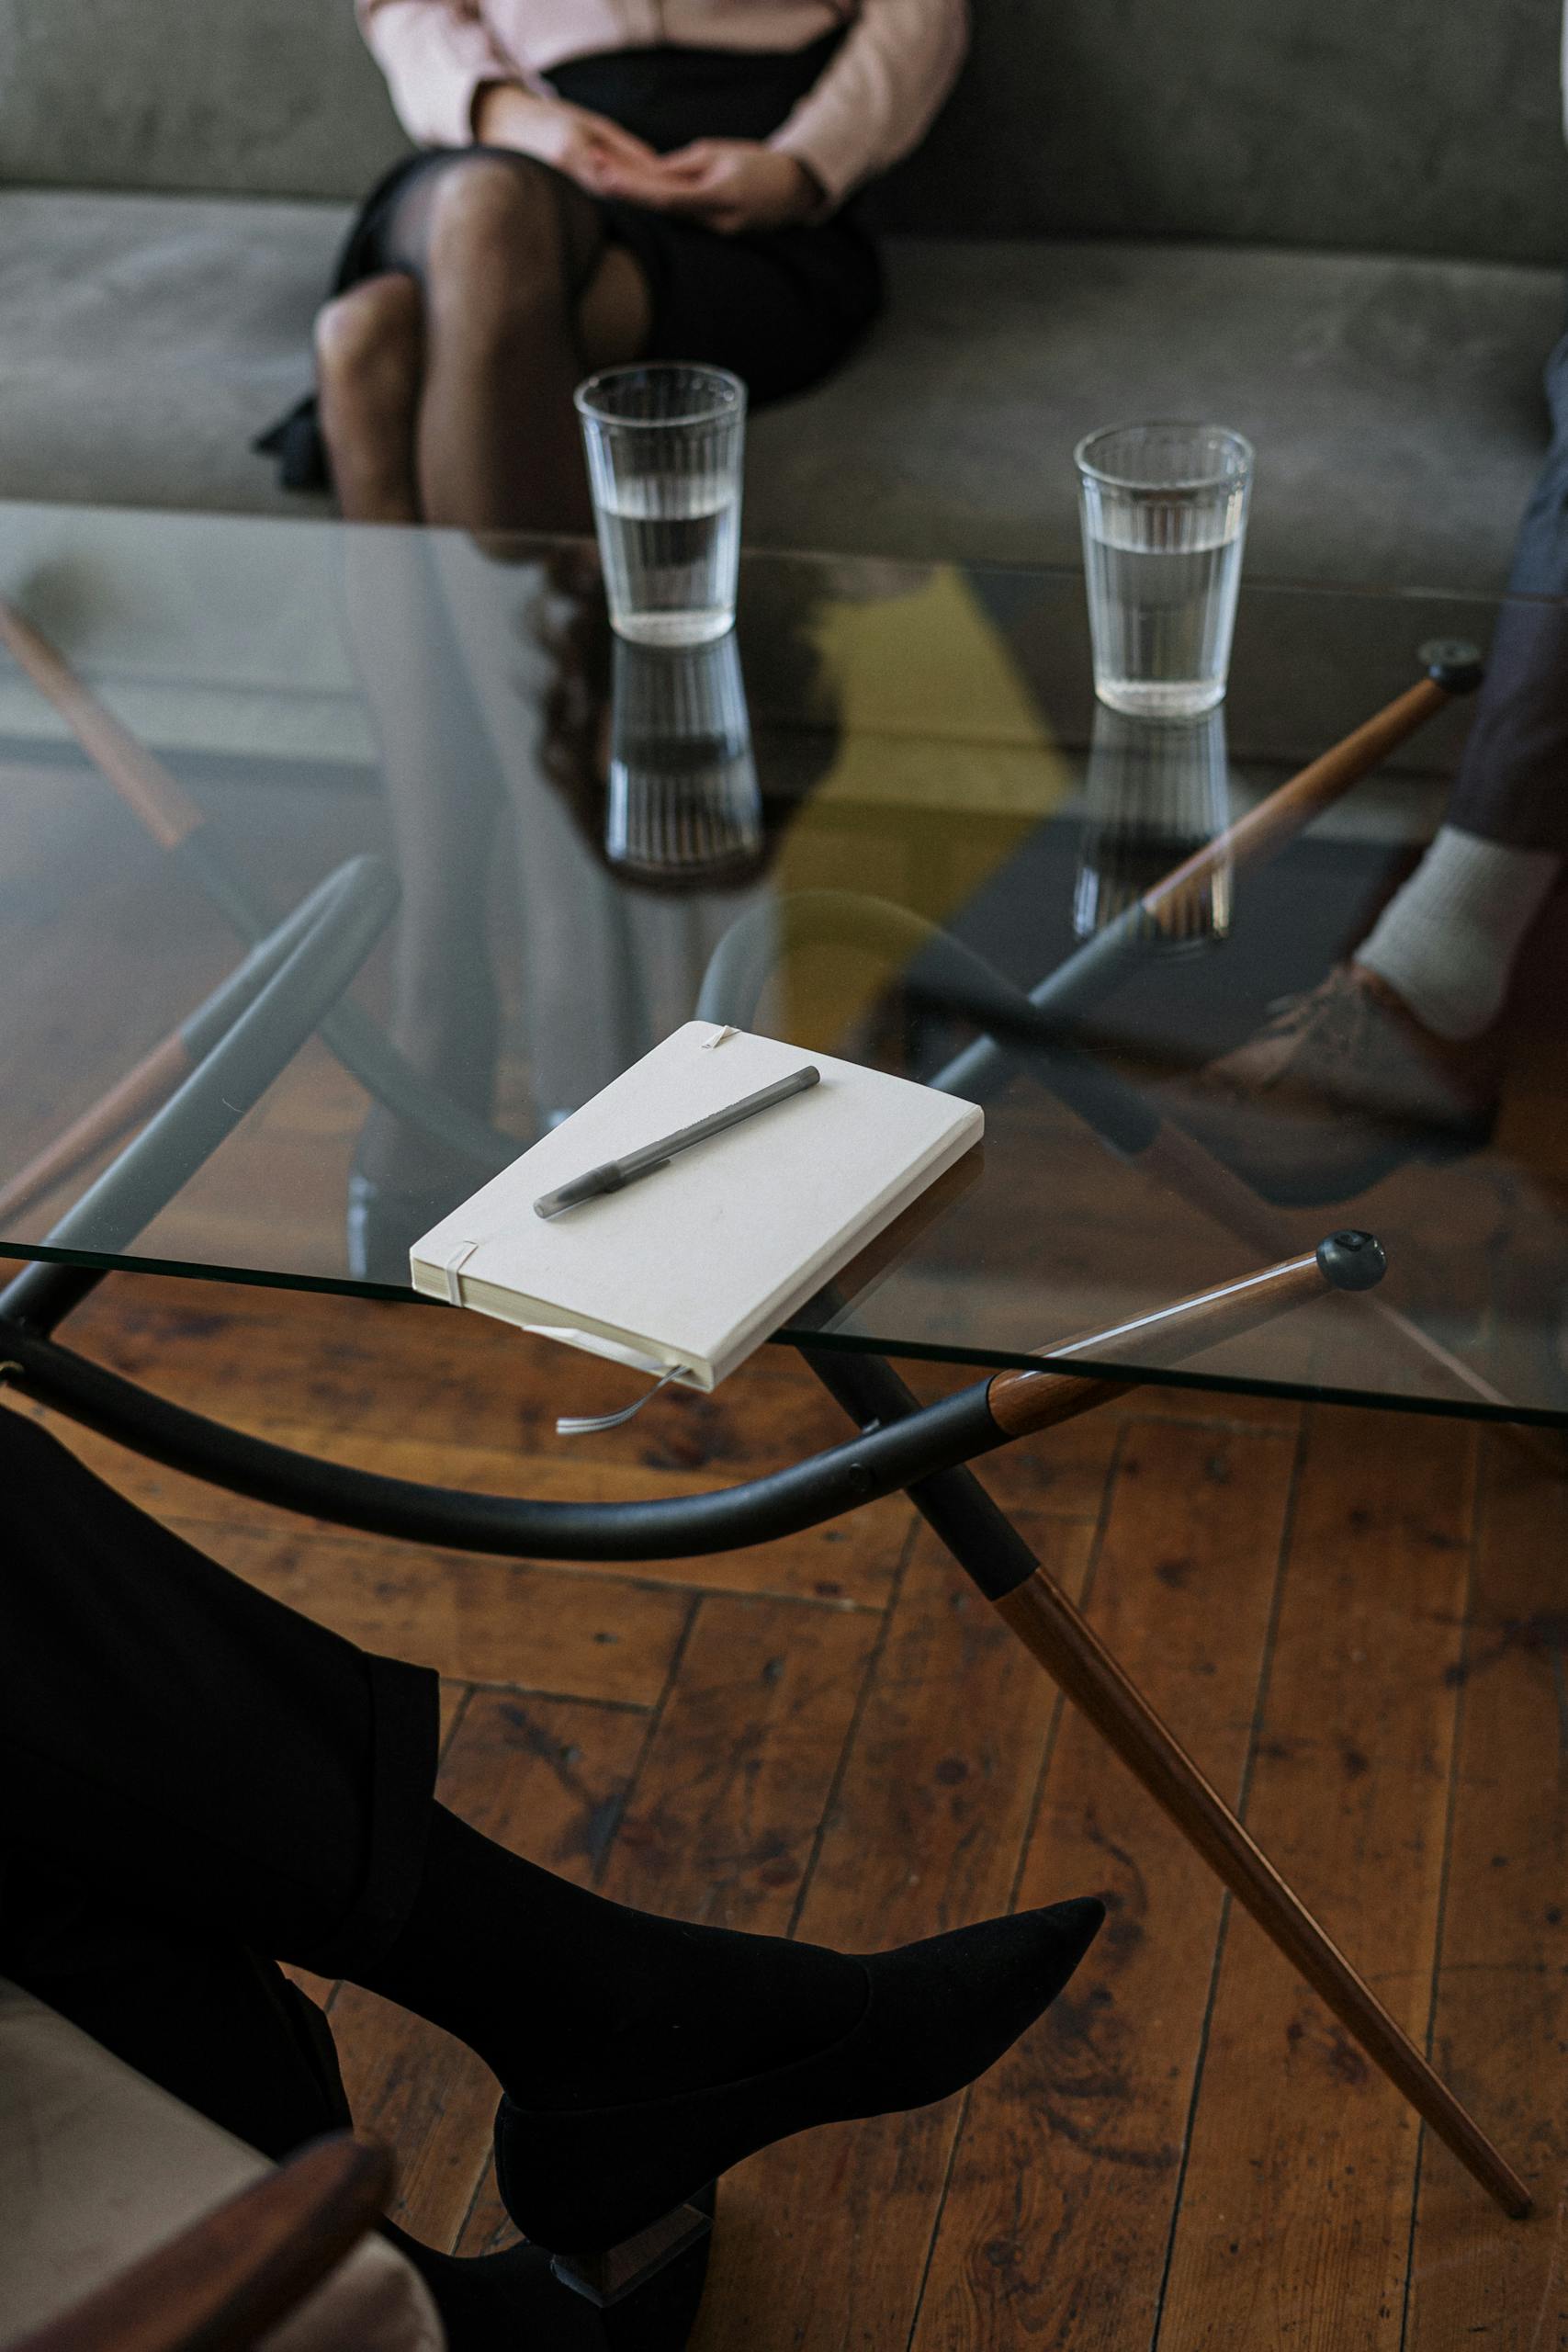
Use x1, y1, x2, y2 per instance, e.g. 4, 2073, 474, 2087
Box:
6, 2133, 394, 2352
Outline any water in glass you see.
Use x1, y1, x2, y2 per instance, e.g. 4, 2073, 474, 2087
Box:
1082, 503, 1246, 718
597, 470, 740, 648
576, 364, 746, 646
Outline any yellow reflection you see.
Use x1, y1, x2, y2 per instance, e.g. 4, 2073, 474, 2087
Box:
772, 565, 1073, 1046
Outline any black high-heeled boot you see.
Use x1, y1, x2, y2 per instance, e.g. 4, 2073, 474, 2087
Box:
381, 2185, 716, 2349
358, 1812, 1103, 2305
492, 1900, 1105, 2270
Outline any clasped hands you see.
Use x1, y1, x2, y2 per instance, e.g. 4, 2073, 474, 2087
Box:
474, 85, 821, 232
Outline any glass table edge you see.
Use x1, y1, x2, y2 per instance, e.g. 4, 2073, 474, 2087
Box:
51, 503, 1556, 610
4, 1242, 1561, 1434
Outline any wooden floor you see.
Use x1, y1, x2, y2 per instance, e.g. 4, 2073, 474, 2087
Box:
17, 1269, 1568, 2351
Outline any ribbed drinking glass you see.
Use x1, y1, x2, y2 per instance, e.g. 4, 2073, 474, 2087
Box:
606, 633, 761, 883
1075, 422, 1253, 718
1073, 704, 1232, 944
575, 364, 746, 647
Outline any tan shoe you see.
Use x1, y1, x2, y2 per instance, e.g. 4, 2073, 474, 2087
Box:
1161, 962, 1501, 1204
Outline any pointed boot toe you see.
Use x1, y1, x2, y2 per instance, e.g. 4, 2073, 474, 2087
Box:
843, 1896, 1108, 2114
494, 1894, 1104, 2261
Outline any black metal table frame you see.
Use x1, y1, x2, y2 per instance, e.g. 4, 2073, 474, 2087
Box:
0, 816, 1532, 2218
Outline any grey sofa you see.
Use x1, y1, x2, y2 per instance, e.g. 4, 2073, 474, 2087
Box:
1, 0, 1565, 591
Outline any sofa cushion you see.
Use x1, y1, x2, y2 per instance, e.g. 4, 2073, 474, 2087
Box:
2, 0, 1564, 268
0, 1979, 444, 2350
0, 190, 342, 521
751, 237, 1566, 592
0, 188, 1560, 592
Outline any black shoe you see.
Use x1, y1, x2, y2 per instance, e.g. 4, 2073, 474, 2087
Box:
1160, 962, 1501, 1206
493, 1900, 1104, 2262
385, 2185, 716, 2351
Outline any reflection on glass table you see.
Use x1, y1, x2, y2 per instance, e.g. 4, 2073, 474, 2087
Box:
0, 502, 1562, 1426
1071, 702, 1232, 944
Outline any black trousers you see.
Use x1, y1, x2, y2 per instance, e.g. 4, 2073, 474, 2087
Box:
1448, 319, 1568, 854
0, 1406, 441, 2158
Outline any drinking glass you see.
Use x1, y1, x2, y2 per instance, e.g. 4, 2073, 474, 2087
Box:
606, 633, 761, 882
575, 364, 746, 647
1075, 422, 1253, 718
1073, 704, 1232, 944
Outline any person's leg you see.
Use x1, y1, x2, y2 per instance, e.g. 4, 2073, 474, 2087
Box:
1494, 322, 1568, 605
0, 1408, 438, 1975
314, 272, 425, 525
0, 1854, 695, 2352
0, 1349, 859, 2122
386, 153, 649, 532
314, 154, 651, 532
313, 161, 656, 1268
0, 1408, 1101, 2264
1165, 323, 1568, 1198
578, 243, 660, 372
423, 539, 655, 1125
1352, 824, 1561, 1041
334, 526, 511, 1275
1351, 324, 1568, 1037
0, 1855, 352, 2161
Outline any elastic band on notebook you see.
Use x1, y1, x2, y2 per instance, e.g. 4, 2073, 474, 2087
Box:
440, 1239, 479, 1306
557, 1363, 691, 1437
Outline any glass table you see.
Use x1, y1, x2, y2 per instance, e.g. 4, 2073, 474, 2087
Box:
0, 503, 1561, 1422
0, 499, 1562, 2231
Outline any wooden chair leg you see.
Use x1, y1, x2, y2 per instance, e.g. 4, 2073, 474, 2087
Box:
994, 1561, 1530, 2218
0, 1033, 191, 1224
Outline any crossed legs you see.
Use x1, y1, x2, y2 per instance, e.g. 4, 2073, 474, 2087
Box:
315, 153, 653, 531
316, 154, 654, 1238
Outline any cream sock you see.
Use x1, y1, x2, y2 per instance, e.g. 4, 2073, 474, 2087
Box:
1356, 826, 1560, 1040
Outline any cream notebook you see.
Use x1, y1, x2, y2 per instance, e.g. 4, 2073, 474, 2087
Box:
410, 1023, 982, 1391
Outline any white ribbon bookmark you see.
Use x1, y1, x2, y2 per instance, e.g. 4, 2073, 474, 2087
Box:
439, 1238, 480, 1306
557, 1363, 692, 1437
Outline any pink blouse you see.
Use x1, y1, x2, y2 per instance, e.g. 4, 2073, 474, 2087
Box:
356, 0, 968, 205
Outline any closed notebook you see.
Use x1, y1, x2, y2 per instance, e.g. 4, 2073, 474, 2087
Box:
410, 1022, 983, 1391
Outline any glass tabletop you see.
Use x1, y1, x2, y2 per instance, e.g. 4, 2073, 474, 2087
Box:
0, 498, 1562, 1423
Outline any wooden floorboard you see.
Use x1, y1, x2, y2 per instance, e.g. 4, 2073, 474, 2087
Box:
911, 1411, 1298, 2352
1403, 1433, 1568, 2351
690, 1511, 1095, 2352
18, 1271, 1563, 2345
1156, 1406, 1478, 2352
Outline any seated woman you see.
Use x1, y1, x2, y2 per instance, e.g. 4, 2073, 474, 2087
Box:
307, 0, 969, 526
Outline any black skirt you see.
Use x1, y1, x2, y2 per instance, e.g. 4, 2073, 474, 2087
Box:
260, 31, 883, 490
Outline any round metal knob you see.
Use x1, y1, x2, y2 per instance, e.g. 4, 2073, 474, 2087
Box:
1315, 1229, 1388, 1291
1419, 639, 1484, 695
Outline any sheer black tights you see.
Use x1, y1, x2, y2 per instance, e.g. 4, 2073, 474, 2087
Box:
377, 147, 613, 315
321, 156, 649, 1200
317, 152, 637, 533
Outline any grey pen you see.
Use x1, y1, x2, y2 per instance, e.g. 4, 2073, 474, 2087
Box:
533, 1065, 821, 1218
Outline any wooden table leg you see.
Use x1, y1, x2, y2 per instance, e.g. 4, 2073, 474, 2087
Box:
992, 1563, 1531, 2220
805, 1296, 1533, 2223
